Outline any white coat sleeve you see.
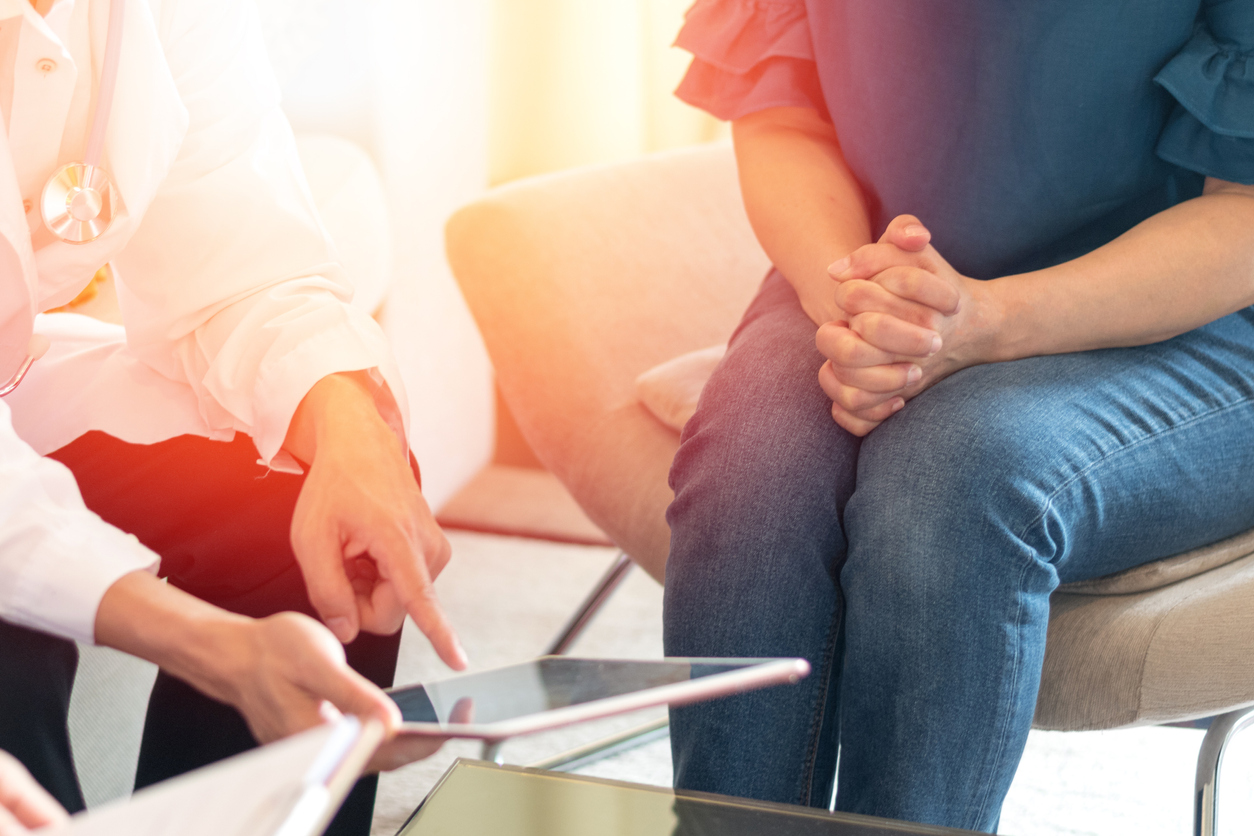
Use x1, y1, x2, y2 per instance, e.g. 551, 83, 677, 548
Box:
0, 401, 159, 644
112, 0, 408, 469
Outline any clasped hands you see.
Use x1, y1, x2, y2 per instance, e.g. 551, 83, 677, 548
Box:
816, 214, 999, 436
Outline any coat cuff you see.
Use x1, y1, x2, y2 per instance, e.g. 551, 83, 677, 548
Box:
2, 514, 159, 645
248, 308, 410, 470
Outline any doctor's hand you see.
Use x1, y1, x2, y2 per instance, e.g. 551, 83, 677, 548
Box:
365, 697, 472, 774
95, 572, 404, 747
816, 215, 999, 435
0, 751, 66, 836
96, 571, 444, 770
285, 372, 468, 671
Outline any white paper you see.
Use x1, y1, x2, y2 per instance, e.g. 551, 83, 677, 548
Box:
47, 719, 364, 836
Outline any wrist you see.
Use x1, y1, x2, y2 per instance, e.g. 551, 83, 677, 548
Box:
792, 275, 845, 328
969, 276, 1024, 364
162, 616, 258, 708
285, 372, 395, 465
95, 571, 255, 706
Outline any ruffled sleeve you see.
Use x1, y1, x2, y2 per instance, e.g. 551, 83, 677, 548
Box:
1154, 17, 1254, 184
674, 0, 826, 122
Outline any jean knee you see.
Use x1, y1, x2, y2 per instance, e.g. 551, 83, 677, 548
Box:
664, 296, 859, 653
672, 292, 857, 527
841, 387, 1058, 612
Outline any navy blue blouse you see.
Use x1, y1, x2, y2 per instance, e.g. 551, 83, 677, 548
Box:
676, 0, 1254, 280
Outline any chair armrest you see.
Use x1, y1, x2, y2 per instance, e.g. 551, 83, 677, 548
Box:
446, 143, 769, 577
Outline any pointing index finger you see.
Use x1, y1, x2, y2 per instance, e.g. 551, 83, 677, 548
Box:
373, 530, 468, 670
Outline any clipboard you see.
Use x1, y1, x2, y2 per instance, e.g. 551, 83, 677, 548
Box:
47, 717, 382, 836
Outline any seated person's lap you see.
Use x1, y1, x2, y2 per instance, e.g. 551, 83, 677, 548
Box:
851, 304, 1254, 584
664, 270, 1254, 820
674, 270, 1254, 588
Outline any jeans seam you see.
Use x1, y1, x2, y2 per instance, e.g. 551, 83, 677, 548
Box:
1011, 394, 1254, 553
798, 599, 843, 807
970, 554, 1034, 827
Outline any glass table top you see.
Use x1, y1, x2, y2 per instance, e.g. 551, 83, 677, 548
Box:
397, 760, 981, 836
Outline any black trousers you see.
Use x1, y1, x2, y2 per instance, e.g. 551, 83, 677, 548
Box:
0, 432, 402, 836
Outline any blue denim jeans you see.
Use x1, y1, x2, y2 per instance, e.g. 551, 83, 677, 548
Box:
663, 269, 1254, 832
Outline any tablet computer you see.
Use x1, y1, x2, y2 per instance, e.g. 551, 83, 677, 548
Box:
387, 656, 809, 740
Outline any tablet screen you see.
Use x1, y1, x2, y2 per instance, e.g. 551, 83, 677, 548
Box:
389, 658, 776, 727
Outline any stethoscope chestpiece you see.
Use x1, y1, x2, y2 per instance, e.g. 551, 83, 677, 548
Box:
41, 162, 119, 244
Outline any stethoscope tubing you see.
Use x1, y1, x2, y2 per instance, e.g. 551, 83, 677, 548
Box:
84, 0, 124, 170
0, 355, 36, 397
11, 0, 126, 396
0, 335, 50, 398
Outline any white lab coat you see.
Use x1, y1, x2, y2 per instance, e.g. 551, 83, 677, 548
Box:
0, 0, 409, 643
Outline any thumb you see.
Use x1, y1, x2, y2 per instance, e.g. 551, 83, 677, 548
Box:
0, 804, 31, 836
315, 665, 401, 737
286, 615, 401, 735
447, 696, 475, 725
880, 214, 931, 252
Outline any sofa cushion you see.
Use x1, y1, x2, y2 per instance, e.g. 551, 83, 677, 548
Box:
634, 344, 727, 432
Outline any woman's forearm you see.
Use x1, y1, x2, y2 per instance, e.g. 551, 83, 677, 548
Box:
733, 107, 872, 326
989, 179, 1254, 361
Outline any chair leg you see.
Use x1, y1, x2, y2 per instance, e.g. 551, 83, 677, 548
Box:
481, 740, 506, 765
543, 551, 634, 656
479, 551, 635, 763
1194, 705, 1254, 836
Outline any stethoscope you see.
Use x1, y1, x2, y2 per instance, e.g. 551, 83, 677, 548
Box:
41, 0, 125, 245
2, 0, 125, 396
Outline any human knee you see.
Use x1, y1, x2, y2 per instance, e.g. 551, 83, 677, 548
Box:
664, 341, 856, 635
842, 393, 1053, 600
670, 342, 847, 528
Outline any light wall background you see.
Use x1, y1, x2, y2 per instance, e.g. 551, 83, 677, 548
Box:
489, 0, 725, 185
256, 0, 722, 505
486, 0, 727, 465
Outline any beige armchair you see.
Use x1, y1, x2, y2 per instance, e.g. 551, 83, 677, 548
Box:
446, 143, 1254, 836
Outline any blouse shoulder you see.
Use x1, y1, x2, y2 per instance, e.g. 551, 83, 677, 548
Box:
1155, 19, 1254, 184
673, 0, 825, 122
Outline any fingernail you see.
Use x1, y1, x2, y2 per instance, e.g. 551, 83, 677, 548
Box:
327, 617, 353, 643
907, 365, 922, 383
929, 335, 942, 355
905, 224, 929, 238
828, 257, 850, 277
892, 399, 905, 412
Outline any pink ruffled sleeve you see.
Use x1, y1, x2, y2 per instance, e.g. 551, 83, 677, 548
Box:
674, 0, 825, 121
